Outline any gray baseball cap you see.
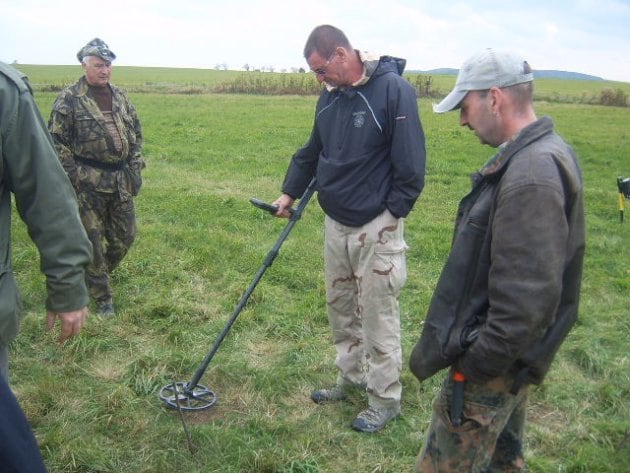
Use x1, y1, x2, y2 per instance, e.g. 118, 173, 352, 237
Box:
433, 48, 534, 113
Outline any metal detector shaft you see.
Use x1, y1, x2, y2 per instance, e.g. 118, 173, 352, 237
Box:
185, 178, 317, 391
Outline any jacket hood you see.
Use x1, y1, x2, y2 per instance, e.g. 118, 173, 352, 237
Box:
326, 52, 406, 91
362, 52, 406, 80
376, 55, 407, 76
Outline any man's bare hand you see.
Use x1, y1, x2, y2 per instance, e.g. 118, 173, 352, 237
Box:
46, 307, 88, 342
272, 194, 295, 218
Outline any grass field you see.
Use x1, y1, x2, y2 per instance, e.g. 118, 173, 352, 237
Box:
7, 65, 630, 472
16, 64, 630, 103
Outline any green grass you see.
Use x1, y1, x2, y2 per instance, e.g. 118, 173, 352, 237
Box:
15, 64, 243, 92
7, 66, 630, 472
15, 64, 630, 104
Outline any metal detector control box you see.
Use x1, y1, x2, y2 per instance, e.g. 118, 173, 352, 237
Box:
249, 198, 279, 214
250, 198, 294, 216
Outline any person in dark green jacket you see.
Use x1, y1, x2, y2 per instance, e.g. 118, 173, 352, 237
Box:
0, 61, 92, 381
0, 374, 47, 472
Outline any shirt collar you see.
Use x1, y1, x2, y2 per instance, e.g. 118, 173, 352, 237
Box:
324, 50, 380, 92
479, 129, 524, 176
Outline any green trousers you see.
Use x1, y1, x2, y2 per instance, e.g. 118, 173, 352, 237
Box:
78, 190, 136, 304
415, 369, 528, 472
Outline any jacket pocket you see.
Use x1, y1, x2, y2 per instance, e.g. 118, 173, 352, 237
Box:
372, 211, 407, 295
123, 164, 142, 196
0, 267, 22, 346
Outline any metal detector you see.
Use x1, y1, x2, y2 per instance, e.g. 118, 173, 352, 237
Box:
618, 176, 630, 223
159, 178, 317, 411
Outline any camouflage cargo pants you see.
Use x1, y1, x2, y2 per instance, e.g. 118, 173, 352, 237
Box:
415, 369, 528, 472
77, 190, 136, 304
324, 209, 407, 407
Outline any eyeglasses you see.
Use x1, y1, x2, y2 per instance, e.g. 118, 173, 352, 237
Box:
310, 51, 337, 76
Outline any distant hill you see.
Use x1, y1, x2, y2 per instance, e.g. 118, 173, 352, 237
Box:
412, 68, 604, 81
533, 70, 603, 81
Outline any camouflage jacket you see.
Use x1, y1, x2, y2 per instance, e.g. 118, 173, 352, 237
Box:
48, 76, 144, 200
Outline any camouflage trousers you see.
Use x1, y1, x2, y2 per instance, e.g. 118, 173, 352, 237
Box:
324, 209, 407, 407
415, 369, 528, 472
77, 190, 136, 304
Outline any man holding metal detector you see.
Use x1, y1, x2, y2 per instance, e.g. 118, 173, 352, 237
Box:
409, 49, 585, 471
273, 25, 426, 433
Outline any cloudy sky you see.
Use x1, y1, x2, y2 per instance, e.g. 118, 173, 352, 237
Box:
2, 0, 630, 82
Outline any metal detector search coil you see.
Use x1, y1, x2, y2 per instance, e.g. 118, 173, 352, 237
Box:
159, 382, 217, 411
159, 179, 317, 411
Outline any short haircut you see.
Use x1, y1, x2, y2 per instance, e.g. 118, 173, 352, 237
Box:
303, 25, 352, 60
503, 81, 534, 109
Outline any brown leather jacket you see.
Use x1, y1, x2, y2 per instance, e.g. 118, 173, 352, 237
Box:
410, 117, 585, 388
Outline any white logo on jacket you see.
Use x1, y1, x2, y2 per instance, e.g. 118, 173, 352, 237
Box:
353, 111, 366, 128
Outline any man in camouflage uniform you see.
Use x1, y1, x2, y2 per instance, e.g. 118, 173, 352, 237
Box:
48, 38, 144, 317
409, 49, 585, 471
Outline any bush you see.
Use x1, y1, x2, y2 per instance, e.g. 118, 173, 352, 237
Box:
409, 74, 441, 98
40, 84, 64, 92
213, 72, 322, 95
598, 88, 628, 107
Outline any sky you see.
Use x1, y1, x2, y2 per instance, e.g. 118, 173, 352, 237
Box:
2, 0, 630, 82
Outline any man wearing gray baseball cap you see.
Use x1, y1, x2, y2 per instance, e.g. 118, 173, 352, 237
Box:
432, 48, 534, 114
409, 48, 585, 471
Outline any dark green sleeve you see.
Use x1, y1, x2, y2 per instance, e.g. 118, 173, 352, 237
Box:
3, 70, 92, 312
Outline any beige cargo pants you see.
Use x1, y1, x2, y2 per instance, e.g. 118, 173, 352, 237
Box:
324, 209, 407, 408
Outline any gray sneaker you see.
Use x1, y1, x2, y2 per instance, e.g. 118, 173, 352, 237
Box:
351, 405, 401, 433
310, 385, 348, 404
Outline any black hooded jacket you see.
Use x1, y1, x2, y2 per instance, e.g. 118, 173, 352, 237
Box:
282, 55, 425, 226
